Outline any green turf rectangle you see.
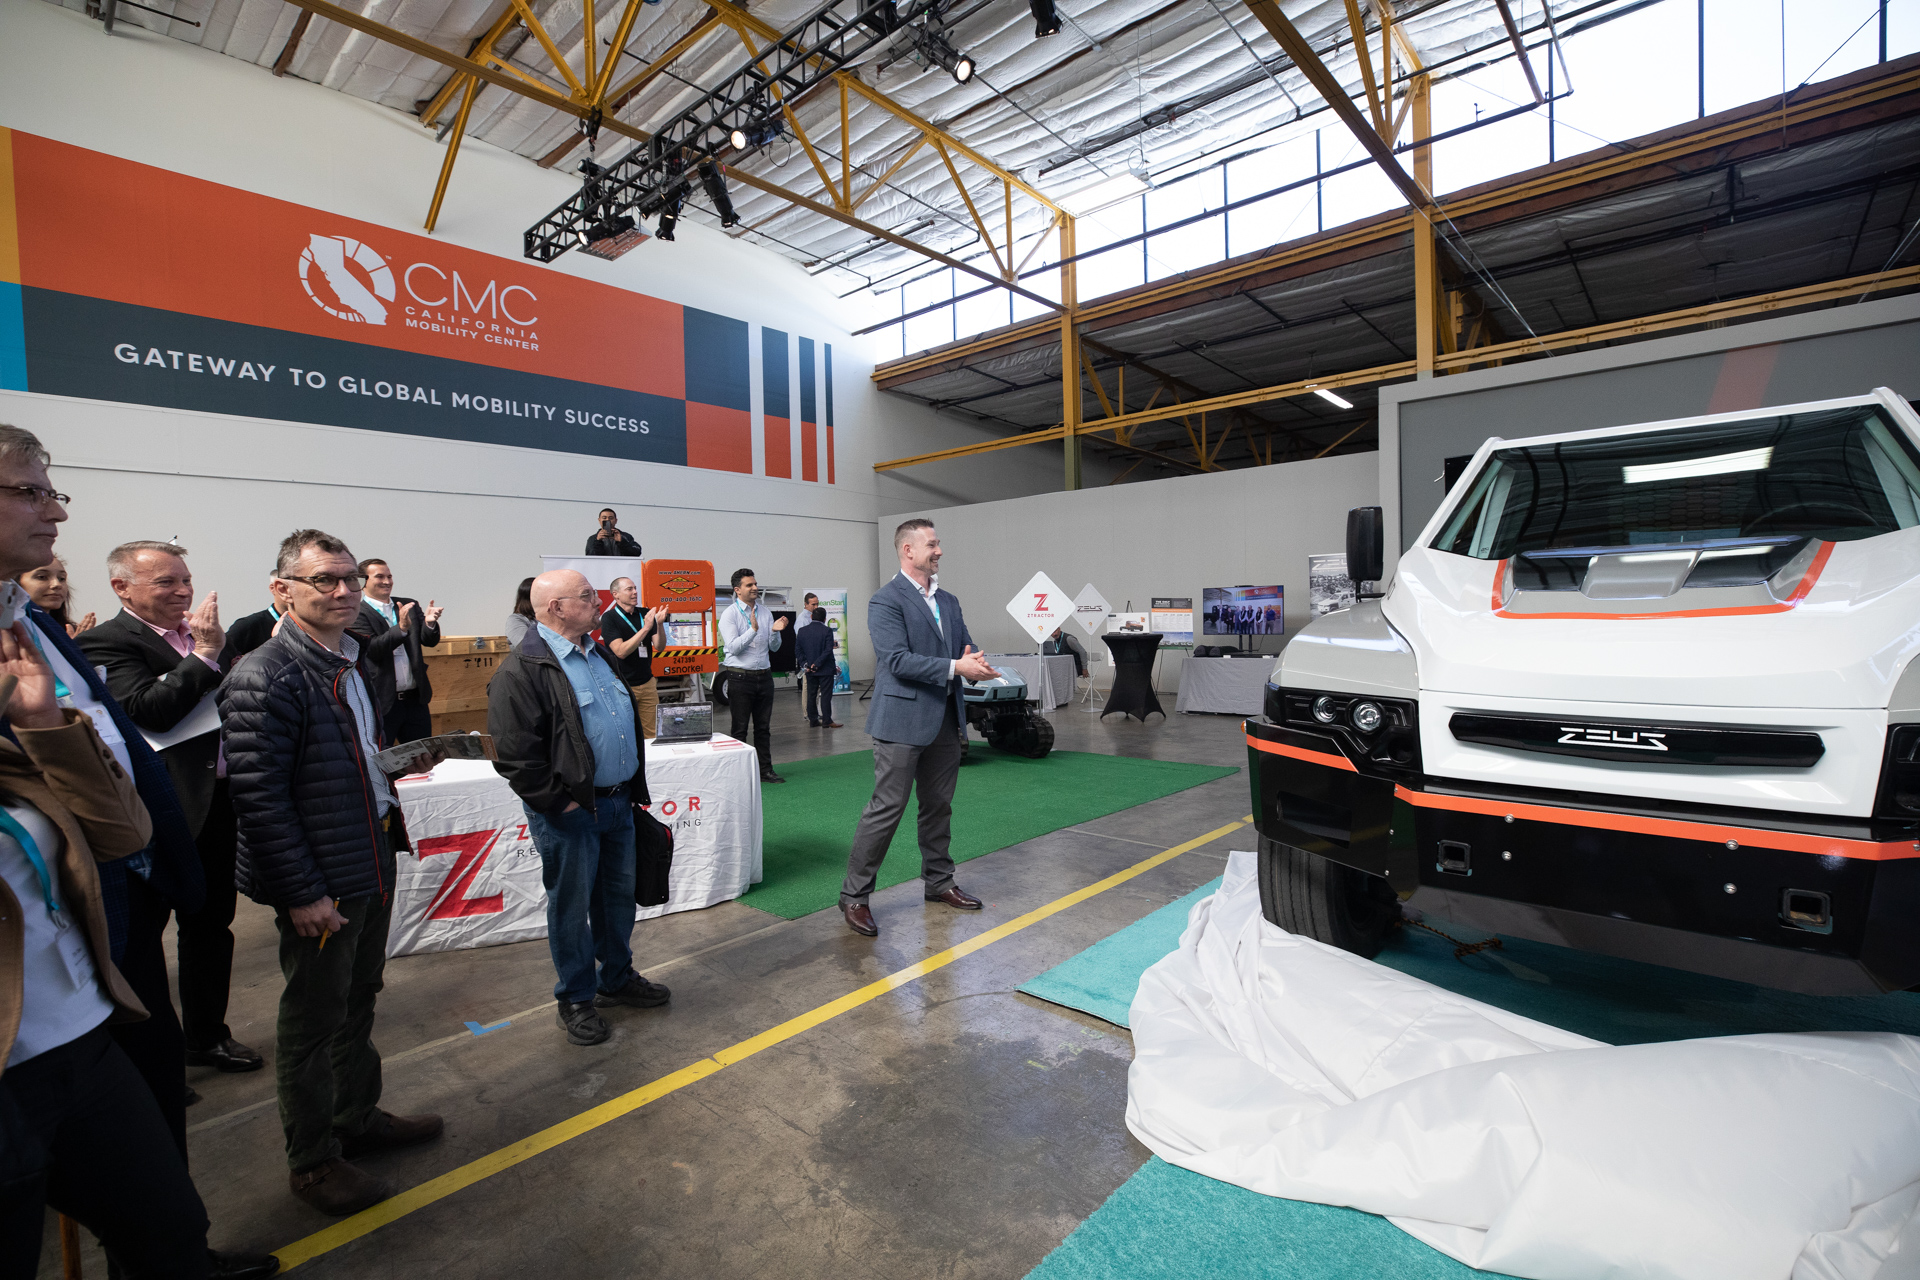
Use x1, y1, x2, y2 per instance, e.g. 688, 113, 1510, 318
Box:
735, 750, 1238, 920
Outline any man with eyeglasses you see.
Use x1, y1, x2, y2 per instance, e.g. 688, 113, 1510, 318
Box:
80, 540, 261, 1079
218, 530, 444, 1217
488, 569, 666, 1047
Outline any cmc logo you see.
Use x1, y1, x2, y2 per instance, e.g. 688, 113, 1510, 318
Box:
298, 233, 395, 326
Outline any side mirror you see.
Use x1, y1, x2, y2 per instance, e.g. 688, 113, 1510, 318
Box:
1346, 506, 1385, 598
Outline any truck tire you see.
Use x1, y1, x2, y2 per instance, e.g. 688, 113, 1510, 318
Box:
1019, 716, 1054, 758
1256, 834, 1400, 958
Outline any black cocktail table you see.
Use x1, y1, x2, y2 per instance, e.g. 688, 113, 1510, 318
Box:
1100, 631, 1165, 721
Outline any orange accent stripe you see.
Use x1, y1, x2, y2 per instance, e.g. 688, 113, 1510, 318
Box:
1492, 542, 1835, 621
1246, 733, 1356, 772
1394, 784, 1918, 862
0, 129, 18, 286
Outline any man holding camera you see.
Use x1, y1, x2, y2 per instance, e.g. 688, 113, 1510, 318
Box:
599, 577, 667, 740
583, 509, 641, 558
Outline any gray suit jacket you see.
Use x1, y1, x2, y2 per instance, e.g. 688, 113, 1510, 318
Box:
864, 573, 971, 747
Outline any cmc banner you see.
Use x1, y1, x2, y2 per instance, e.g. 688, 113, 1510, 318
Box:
390, 745, 763, 957
0, 128, 837, 480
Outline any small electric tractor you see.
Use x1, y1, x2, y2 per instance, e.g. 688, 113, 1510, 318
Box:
962, 669, 1055, 759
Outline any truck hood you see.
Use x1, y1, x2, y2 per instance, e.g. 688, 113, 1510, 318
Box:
1386, 526, 1920, 710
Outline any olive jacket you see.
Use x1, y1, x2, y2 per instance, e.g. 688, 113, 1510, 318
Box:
0, 711, 156, 1075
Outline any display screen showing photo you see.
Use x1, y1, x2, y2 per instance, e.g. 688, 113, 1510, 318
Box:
1202, 586, 1284, 636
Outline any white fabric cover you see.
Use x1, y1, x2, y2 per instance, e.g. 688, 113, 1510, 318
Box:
1126, 852, 1920, 1280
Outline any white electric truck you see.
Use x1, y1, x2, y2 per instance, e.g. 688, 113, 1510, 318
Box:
1249, 387, 1920, 994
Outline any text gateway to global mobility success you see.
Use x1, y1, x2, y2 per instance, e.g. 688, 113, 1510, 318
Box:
109, 345, 651, 433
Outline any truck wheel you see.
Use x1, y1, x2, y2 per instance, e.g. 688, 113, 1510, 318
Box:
1256, 834, 1400, 958
1019, 717, 1055, 758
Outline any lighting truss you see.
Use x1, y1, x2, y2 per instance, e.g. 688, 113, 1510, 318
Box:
523, 0, 960, 262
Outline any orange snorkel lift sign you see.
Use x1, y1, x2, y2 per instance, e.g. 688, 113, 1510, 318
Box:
642, 560, 722, 676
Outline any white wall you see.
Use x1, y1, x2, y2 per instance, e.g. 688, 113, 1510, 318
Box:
0, 0, 1109, 673
876, 451, 1379, 662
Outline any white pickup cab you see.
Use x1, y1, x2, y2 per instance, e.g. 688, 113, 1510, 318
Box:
1247, 388, 1920, 994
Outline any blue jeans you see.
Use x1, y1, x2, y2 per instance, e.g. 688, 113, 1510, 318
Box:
525, 798, 638, 1004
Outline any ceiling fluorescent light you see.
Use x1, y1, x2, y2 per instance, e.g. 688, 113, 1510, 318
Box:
1622, 446, 1773, 485
1060, 172, 1148, 215
1309, 386, 1353, 409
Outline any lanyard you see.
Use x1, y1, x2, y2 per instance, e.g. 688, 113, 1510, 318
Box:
0, 807, 63, 923
22, 625, 70, 700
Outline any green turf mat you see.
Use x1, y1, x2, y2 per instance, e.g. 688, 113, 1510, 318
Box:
1019, 878, 1221, 1025
735, 750, 1237, 919
1030, 1157, 1517, 1280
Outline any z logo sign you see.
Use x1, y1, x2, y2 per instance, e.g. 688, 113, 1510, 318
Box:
416, 829, 508, 919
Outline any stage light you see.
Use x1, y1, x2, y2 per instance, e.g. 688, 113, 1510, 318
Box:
728, 116, 783, 151
1028, 0, 1061, 37
699, 162, 740, 228
917, 29, 976, 85
1310, 386, 1354, 409
656, 194, 682, 241
951, 51, 975, 83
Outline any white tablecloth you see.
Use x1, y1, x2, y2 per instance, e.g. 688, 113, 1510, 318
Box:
388, 734, 763, 957
1173, 656, 1273, 714
985, 654, 1078, 708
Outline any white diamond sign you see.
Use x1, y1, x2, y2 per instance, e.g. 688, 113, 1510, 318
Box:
1071, 583, 1111, 638
1005, 571, 1069, 643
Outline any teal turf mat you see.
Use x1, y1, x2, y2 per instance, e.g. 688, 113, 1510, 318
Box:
1029, 1157, 1512, 1280
1018, 878, 1219, 1026
1021, 871, 1920, 1279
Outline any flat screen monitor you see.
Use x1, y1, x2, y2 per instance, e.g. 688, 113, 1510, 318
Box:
1202, 586, 1283, 637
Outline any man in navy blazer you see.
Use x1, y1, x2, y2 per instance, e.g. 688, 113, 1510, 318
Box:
838, 519, 1000, 937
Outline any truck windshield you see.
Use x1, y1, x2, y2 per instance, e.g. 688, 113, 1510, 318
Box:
1433, 404, 1920, 560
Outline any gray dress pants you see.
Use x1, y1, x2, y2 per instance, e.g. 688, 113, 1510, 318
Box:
840, 706, 962, 905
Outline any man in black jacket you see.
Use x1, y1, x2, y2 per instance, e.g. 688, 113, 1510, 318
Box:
79, 539, 261, 1075
346, 558, 442, 745
794, 606, 840, 728
583, 508, 641, 557
219, 529, 443, 1218
488, 568, 665, 1047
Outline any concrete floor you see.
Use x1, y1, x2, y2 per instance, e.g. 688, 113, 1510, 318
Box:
45, 690, 1257, 1278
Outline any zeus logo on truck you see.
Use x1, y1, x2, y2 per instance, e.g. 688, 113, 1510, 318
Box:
297, 234, 539, 330
1558, 727, 1668, 752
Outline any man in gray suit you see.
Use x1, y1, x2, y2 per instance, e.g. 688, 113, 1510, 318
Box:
839, 519, 1001, 937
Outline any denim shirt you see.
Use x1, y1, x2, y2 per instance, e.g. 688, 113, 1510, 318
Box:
536, 624, 640, 788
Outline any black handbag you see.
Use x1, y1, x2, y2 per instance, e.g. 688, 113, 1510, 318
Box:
633, 803, 675, 907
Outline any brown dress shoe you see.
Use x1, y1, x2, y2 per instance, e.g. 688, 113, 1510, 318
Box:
825, 722, 845, 729
926, 885, 983, 910
289, 1157, 393, 1216
338, 1110, 445, 1159
841, 902, 879, 936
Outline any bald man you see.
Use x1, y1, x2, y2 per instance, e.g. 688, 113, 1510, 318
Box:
488, 570, 667, 1047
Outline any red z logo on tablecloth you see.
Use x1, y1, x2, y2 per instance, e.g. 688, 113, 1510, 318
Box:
417, 830, 507, 919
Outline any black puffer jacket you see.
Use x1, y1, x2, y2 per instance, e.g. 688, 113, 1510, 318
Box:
220, 623, 388, 908
488, 627, 649, 816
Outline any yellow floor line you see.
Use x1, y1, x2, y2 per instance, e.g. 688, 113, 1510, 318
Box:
274, 815, 1253, 1269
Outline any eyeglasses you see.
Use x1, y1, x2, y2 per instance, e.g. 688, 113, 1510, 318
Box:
277, 572, 367, 594
1, 485, 69, 509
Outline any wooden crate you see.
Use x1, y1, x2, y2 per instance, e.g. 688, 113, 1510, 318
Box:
426, 636, 507, 735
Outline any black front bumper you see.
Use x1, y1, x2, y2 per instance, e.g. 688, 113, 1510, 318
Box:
1246, 715, 1920, 995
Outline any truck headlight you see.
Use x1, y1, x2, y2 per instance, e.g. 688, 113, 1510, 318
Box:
1312, 696, 1339, 724
1350, 701, 1384, 733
